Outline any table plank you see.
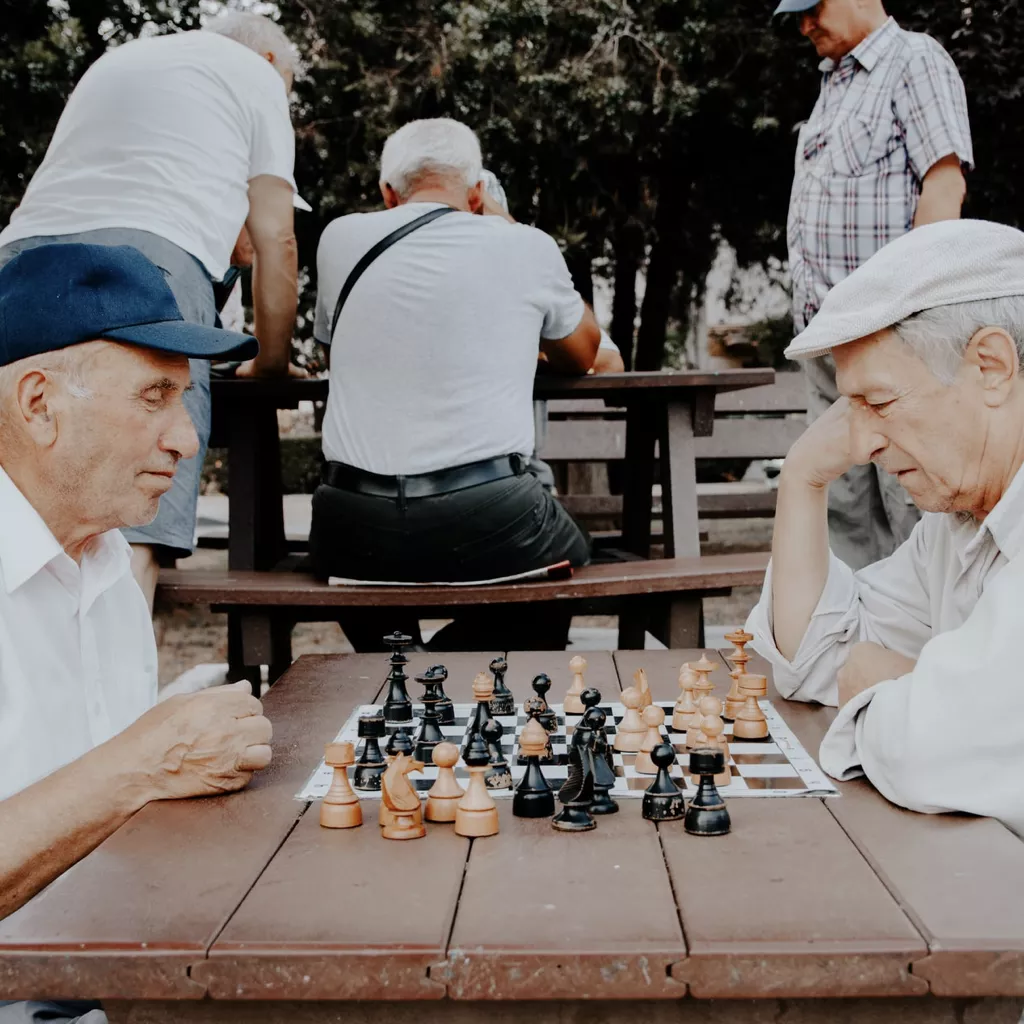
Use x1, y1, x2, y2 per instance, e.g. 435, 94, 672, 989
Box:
733, 651, 1024, 997
666, 800, 927, 997
441, 802, 686, 1000
0, 654, 387, 1001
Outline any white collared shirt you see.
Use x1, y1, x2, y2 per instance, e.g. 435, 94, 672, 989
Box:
746, 464, 1024, 838
0, 467, 157, 801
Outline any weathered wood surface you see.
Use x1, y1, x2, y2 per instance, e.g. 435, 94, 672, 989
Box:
4, 649, 1023, 1008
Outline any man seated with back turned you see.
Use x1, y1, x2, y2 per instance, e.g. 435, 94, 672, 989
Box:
311, 118, 601, 652
0, 245, 273, 1023
746, 219, 1024, 838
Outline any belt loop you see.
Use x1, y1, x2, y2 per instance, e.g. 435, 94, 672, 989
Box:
397, 475, 407, 514
510, 453, 527, 476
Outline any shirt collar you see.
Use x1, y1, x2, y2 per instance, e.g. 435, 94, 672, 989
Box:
0, 464, 131, 597
819, 17, 900, 74
973, 461, 1024, 562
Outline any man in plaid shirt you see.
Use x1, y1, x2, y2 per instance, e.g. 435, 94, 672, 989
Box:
777, 0, 973, 569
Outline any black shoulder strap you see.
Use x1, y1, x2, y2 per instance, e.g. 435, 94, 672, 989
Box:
329, 206, 456, 343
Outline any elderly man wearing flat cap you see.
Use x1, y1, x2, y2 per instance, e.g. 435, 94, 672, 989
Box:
777, 0, 974, 570
0, 245, 273, 1023
747, 219, 1024, 838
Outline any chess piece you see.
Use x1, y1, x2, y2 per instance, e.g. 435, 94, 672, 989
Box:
642, 743, 685, 822
482, 717, 512, 790
732, 674, 769, 740
381, 751, 426, 840
698, 695, 729, 761
382, 631, 413, 723
380, 728, 414, 829
686, 694, 721, 751
723, 629, 753, 721
413, 672, 445, 764
455, 733, 499, 837
633, 704, 666, 775
564, 655, 587, 715
521, 675, 556, 763
583, 705, 619, 815
320, 741, 362, 828
551, 727, 597, 832
467, 672, 495, 754
613, 685, 646, 753
633, 667, 653, 709
424, 664, 455, 725
685, 749, 731, 836
530, 674, 558, 734
690, 709, 730, 787
513, 718, 555, 817
691, 654, 717, 707
671, 663, 700, 732
353, 713, 387, 790
488, 656, 515, 715
425, 741, 464, 823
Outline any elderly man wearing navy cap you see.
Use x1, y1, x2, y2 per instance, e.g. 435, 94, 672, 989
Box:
746, 219, 1024, 839
0, 245, 272, 1023
778, 0, 973, 570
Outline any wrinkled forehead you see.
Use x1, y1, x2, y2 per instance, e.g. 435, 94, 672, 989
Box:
832, 329, 926, 397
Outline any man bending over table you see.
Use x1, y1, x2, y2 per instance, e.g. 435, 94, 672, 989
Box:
747, 219, 1024, 838
311, 118, 601, 652
0, 245, 273, 1022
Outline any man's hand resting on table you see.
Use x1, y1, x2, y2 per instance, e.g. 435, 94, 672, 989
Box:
837, 642, 916, 707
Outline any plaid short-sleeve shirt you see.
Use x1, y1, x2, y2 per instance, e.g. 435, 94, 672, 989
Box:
788, 18, 973, 331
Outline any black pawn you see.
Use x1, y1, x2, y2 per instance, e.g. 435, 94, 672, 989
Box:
386, 727, 414, 759
642, 743, 685, 822
519, 695, 555, 765
552, 724, 597, 832
685, 749, 731, 836
513, 739, 555, 819
413, 676, 444, 764
382, 632, 413, 724
583, 705, 619, 816
425, 663, 455, 725
488, 656, 515, 716
531, 674, 557, 734
481, 718, 512, 790
353, 713, 387, 790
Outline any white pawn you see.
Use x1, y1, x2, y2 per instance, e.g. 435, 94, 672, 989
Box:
672, 663, 700, 732
690, 705, 730, 787
633, 705, 665, 775
613, 685, 646, 753
564, 655, 587, 715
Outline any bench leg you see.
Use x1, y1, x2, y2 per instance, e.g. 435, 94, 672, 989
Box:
617, 604, 649, 649
664, 596, 704, 648
237, 612, 292, 697
227, 612, 261, 695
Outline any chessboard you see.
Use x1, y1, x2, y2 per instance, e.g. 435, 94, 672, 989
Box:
297, 699, 838, 801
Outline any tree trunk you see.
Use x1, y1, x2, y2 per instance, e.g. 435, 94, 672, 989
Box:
565, 250, 594, 307
610, 218, 644, 370
634, 176, 688, 371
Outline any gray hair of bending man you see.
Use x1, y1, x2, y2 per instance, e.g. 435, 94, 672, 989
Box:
203, 11, 298, 79
379, 119, 483, 199
892, 295, 1024, 386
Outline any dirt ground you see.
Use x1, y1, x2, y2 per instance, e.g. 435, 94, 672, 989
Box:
155, 518, 772, 686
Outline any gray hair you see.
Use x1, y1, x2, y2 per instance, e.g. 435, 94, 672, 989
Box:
0, 349, 96, 434
892, 295, 1024, 385
379, 119, 483, 199
203, 11, 297, 80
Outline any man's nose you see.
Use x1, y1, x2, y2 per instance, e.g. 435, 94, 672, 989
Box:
162, 401, 200, 462
799, 12, 815, 35
848, 406, 888, 464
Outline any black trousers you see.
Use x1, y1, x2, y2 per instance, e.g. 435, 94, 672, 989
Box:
308, 471, 591, 652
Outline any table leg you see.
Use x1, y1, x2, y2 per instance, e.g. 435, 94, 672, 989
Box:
620, 401, 659, 558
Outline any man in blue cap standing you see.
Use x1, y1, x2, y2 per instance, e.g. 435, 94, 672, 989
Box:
777, 0, 973, 569
0, 244, 273, 1023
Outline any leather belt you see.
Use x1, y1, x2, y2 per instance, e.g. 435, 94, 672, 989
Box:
322, 454, 528, 501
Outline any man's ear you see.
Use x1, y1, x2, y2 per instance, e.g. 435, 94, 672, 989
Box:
965, 327, 1019, 407
380, 183, 401, 209
15, 370, 59, 447
467, 181, 485, 214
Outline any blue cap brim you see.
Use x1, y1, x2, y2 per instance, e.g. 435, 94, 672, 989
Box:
773, 0, 818, 13
104, 319, 258, 361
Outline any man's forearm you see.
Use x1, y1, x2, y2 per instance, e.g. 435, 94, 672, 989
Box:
250, 236, 299, 374
0, 744, 148, 919
770, 471, 832, 661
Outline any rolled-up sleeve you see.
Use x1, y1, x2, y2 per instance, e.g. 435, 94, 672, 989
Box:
819, 555, 1024, 838
745, 516, 936, 705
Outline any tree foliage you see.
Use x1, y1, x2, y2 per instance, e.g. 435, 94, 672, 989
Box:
1, 0, 1021, 369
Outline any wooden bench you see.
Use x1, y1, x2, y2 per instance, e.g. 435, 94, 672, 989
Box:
158, 553, 770, 682
541, 371, 807, 527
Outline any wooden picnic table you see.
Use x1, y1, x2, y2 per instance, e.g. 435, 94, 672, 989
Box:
2, 650, 1022, 1023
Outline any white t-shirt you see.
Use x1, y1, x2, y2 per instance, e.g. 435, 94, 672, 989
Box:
314, 204, 585, 475
0, 467, 157, 802
0, 31, 296, 280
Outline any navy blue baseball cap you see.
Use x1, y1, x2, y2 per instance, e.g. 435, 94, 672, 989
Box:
0, 243, 259, 367
773, 0, 819, 13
